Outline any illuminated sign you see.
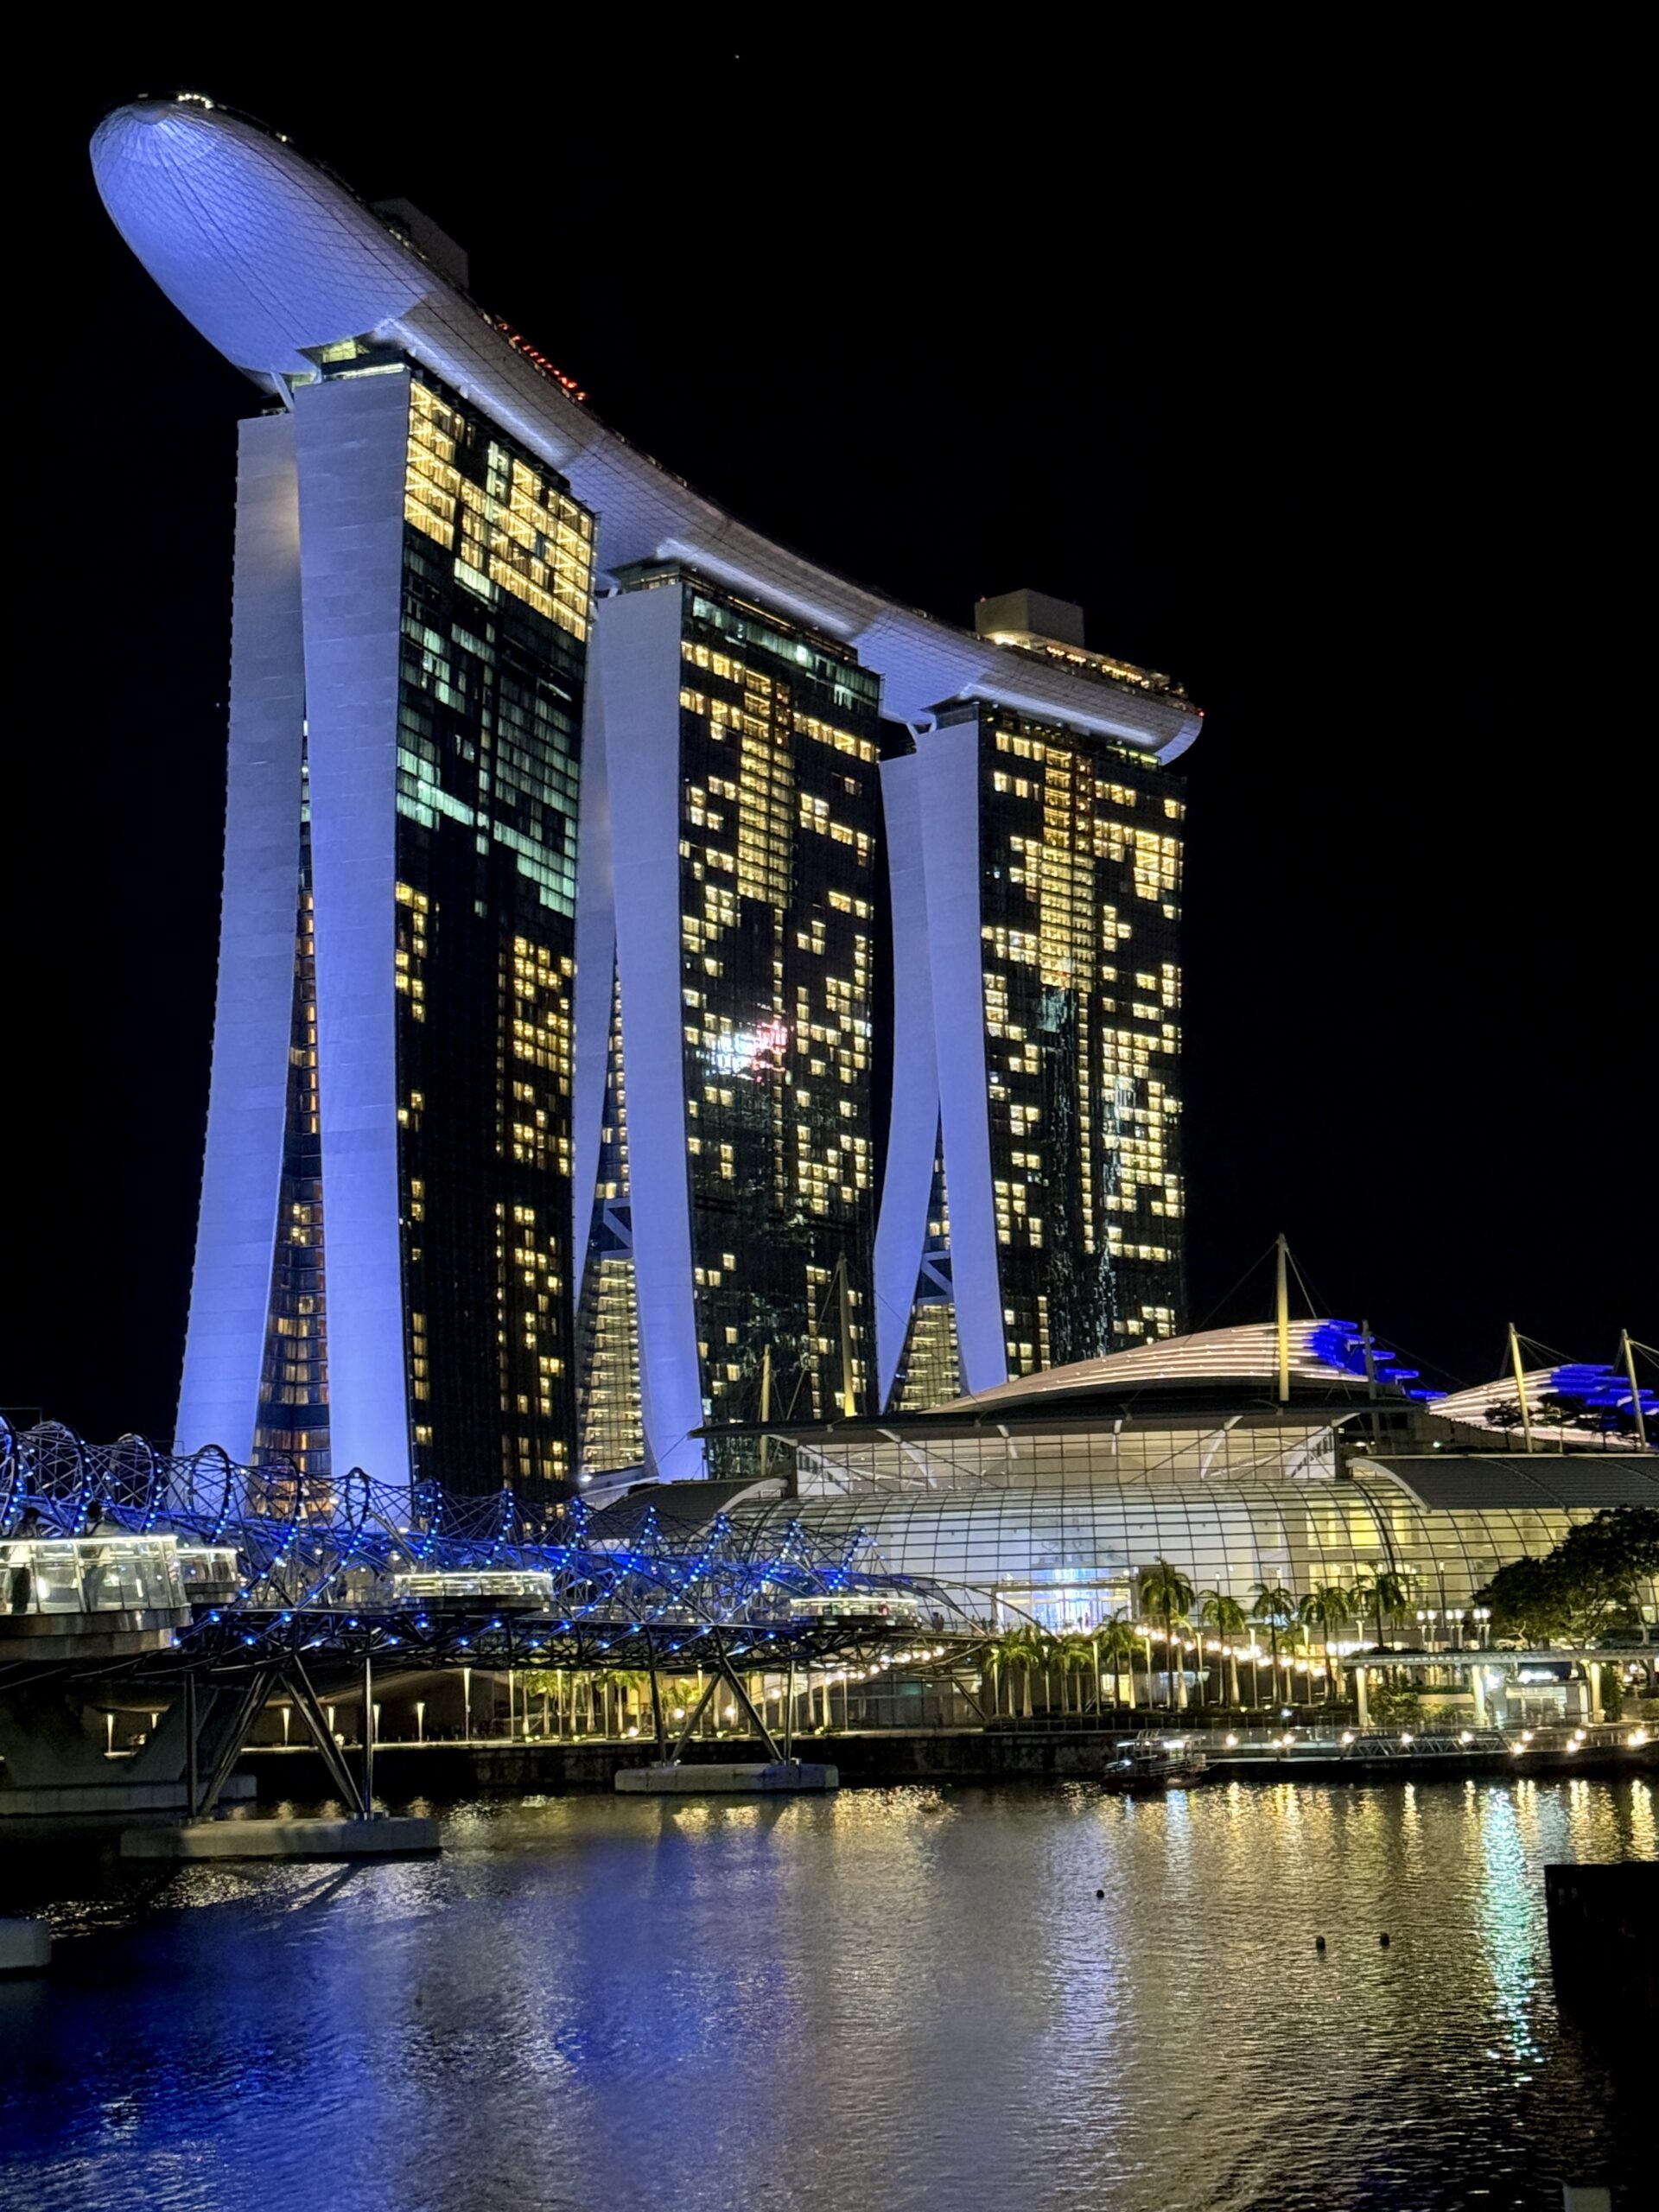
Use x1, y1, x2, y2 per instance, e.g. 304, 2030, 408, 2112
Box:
709, 1020, 789, 1077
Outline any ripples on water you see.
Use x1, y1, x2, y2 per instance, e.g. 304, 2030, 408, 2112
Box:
1, 1777, 1650, 2212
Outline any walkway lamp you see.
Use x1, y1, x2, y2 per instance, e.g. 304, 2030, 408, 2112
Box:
461, 1665, 472, 1742
416, 1700, 425, 1744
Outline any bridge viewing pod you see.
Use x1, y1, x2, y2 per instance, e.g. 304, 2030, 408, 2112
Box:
388, 1567, 557, 1610
0, 1535, 238, 1663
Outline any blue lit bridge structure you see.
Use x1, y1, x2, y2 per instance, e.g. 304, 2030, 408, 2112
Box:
0, 1418, 963, 1820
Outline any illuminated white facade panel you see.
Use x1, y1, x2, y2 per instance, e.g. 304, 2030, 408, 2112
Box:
588, 587, 706, 1483
290, 372, 413, 1491
175, 416, 305, 1459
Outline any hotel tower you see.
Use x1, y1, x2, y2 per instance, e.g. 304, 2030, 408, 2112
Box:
91, 98, 1201, 1498
877, 593, 1189, 1413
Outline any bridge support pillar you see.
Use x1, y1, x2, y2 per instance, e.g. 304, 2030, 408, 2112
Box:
185, 1672, 199, 1815
360, 1652, 375, 1814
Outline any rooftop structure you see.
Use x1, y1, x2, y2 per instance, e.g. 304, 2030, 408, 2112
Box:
91, 97, 1201, 760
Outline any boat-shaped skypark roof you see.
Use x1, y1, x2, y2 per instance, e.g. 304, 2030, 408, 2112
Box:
92, 94, 1201, 758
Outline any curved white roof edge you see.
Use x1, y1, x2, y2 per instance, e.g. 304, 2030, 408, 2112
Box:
1430, 1369, 1634, 1450
91, 96, 1202, 760
938, 1321, 1382, 1411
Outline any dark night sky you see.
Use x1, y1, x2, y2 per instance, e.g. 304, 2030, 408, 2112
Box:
6, 31, 1650, 1441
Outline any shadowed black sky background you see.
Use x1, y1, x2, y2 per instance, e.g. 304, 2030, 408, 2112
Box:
5, 29, 1651, 1441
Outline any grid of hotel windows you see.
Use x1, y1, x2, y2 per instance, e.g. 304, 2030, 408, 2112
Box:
658, 569, 881, 1441
251, 790, 330, 1484
575, 969, 645, 1477
391, 367, 594, 1493
973, 703, 1185, 1373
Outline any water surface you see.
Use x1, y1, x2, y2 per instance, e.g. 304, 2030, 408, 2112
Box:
2, 1776, 1650, 2211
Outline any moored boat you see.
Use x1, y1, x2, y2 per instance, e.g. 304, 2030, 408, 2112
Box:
1101, 1742, 1210, 1793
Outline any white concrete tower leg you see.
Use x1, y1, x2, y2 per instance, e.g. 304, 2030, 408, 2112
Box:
175, 415, 306, 1460
293, 372, 416, 1500
597, 588, 707, 1484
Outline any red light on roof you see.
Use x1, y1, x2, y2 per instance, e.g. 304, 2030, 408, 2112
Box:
491, 316, 587, 403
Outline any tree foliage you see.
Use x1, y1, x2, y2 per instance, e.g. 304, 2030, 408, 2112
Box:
1475, 1507, 1659, 1643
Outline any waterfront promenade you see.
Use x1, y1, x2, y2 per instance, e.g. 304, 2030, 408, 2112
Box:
236, 1718, 1656, 1801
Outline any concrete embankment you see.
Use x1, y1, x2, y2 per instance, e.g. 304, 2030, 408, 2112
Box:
241, 1731, 1658, 1801
1547, 1860, 1658, 2018
119, 1815, 440, 1862
1, 1920, 52, 1974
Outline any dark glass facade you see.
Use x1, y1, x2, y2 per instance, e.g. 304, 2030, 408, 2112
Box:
251, 781, 330, 1482
391, 369, 594, 1497
611, 567, 883, 1448
575, 964, 644, 1475
968, 700, 1185, 1370
889, 1125, 963, 1411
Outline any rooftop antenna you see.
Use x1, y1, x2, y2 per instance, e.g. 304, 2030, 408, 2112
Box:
1507, 1323, 1535, 1455
1359, 1319, 1379, 1401
1274, 1234, 1291, 1406
1618, 1329, 1648, 1452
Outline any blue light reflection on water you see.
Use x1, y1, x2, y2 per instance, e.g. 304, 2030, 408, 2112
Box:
0, 1777, 1649, 2212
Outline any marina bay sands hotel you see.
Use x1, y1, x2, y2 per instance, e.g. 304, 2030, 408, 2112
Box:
92, 95, 1202, 1501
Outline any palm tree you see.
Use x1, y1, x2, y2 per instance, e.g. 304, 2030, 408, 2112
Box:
1299, 1585, 1354, 1700
991, 1626, 1042, 1718
1354, 1568, 1408, 1651
1096, 1616, 1140, 1712
1139, 1560, 1196, 1709
1251, 1582, 1298, 1707
1055, 1633, 1097, 1715
592, 1665, 653, 1737
1198, 1591, 1249, 1707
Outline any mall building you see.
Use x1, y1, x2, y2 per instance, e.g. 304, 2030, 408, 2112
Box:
669, 1319, 1659, 1638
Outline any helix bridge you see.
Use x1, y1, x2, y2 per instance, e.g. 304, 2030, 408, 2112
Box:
2, 1417, 963, 1817
0, 1414, 954, 1671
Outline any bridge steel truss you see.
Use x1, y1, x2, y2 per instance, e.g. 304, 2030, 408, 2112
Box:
0, 1416, 966, 1679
